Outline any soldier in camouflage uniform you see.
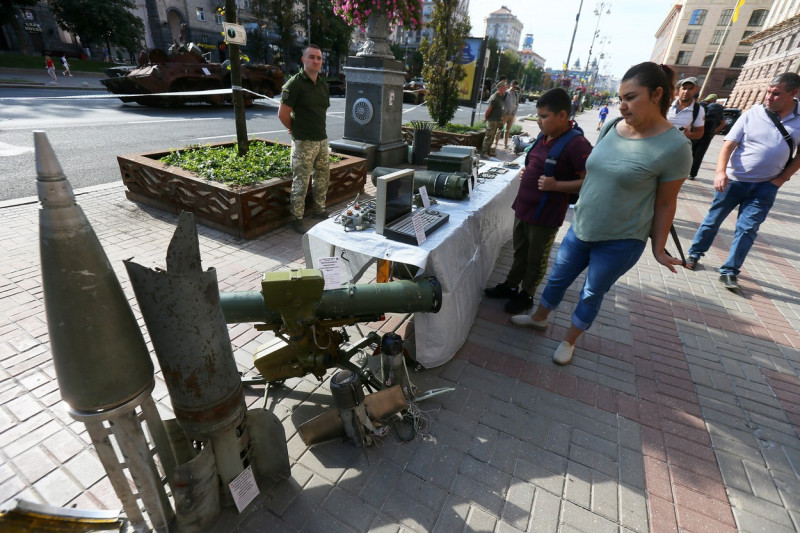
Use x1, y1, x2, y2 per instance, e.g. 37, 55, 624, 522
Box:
482, 80, 507, 158
278, 44, 331, 233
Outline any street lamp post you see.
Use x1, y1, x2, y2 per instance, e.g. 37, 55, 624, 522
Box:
494, 45, 503, 81
582, 2, 611, 84
563, 0, 585, 84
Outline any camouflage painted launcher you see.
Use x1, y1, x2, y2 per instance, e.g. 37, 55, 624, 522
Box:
219, 271, 442, 383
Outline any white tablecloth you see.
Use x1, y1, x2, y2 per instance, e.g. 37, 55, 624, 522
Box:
303, 160, 522, 367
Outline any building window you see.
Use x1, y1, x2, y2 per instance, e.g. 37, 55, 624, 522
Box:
676, 51, 692, 65
748, 9, 769, 27
689, 9, 707, 25
196, 7, 205, 21
215, 14, 223, 24
702, 53, 715, 67
718, 9, 733, 26
683, 29, 700, 44
730, 53, 748, 68
742, 30, 754, 40
711, 29, 728, 45
722, 76, 737, 90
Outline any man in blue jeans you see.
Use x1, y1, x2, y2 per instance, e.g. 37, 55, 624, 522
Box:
685, 72, 800, 291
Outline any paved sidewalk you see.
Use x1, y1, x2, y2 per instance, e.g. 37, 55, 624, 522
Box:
1, 113, 799, 532
0, 67, 107, 90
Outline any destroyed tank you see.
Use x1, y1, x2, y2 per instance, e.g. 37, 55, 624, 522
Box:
100, 43, 284, 107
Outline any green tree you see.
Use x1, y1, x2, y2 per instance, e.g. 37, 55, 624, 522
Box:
522, 62, 544, 90
0, 0, 37, 55
252, 0, 300, 70
51, 0, 144, 57
308, 0, 353, 74
420, 0, 471, 127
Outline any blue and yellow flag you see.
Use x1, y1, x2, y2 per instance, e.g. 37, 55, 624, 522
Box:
732, 0, 746, 23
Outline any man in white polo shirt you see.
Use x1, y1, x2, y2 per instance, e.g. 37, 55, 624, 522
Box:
667, 77, 706, 146
685, 72, 800, 291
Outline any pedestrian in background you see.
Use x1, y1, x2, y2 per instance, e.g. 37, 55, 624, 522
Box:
513, 62, 690, 366
499, 80, 521, 150
688, 94, 725, 179
278, 44, 331, 234
685, 72, 800, 291
45, 56, 57, 83
60, 55, 72, 77
597, 103, 609, 131
482, 79, 507, 158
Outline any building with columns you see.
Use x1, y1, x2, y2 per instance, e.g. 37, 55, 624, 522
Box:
483, 6, 523, 52
651, 0, 772, 99
728, 1, 800, 109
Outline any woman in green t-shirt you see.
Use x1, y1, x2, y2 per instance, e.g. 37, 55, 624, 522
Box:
512, 62, 691, 365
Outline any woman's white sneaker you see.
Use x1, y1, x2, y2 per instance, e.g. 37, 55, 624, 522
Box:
553, 341, 575, 365
510, 314, 548, 330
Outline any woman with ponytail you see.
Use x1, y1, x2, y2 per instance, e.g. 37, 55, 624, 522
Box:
511, 62, 691, 365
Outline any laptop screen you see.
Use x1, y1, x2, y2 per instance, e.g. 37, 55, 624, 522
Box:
375, 169, 414, 235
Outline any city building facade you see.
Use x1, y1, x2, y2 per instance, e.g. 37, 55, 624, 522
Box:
519, 49, 545, 69
651, 0, 772, 99
483, 6, 523, 52
1, 0, 272, 63
728, 1, 800, 109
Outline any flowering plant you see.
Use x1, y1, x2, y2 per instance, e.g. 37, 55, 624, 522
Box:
332, 0, 423, 29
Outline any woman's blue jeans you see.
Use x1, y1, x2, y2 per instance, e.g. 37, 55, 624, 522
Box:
540, 227, 646, 331
687, 180, 779, 276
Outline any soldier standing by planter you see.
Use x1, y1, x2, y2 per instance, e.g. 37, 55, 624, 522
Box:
278, 44, 331, 234
482, 80, 507, 158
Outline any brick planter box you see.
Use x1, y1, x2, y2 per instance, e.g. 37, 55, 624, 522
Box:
118, 139, 366, 239
401, 126, 485, 152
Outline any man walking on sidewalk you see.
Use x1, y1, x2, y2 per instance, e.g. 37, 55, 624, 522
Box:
482, 80, 507, 158
685, 72, 800, 291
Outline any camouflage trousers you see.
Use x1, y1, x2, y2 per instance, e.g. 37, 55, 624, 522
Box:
290, 139, 330, 219
482, 120, 503, 155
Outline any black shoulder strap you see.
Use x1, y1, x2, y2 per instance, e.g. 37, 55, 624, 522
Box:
692, 101, 699, 124
766, 107, 795, 168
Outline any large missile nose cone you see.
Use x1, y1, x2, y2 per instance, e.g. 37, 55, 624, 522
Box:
34, 131, 74, 208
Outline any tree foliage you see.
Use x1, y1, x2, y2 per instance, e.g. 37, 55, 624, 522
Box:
1, 0, 37, 55
252, 0, 300, 70
308, 0, 353, 73
50, 0, 144, 53
420, 0, 470, 127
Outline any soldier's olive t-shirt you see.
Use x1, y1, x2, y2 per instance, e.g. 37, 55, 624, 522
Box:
486, 92, 504, 122
572, 121, 690, 243
281, 70, 330, 141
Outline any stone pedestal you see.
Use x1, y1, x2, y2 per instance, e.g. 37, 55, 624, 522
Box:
332, 56, 408, 170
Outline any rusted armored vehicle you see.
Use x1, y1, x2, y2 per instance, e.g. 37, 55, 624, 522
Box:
101, 44, 284, 106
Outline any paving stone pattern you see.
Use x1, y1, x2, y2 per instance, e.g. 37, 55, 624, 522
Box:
0, 119, 798, 531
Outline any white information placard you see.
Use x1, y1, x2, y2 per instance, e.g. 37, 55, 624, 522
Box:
316, 256, 342, 290
418, 185, 431, 208
412, 213, 426, 245
229, 466, 259, 513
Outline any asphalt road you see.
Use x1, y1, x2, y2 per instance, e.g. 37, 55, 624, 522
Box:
0, 87, 536, 201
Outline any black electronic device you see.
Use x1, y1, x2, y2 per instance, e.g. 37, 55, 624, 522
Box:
375, 169, 449, 245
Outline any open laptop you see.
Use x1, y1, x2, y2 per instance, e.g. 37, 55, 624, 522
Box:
375, 169, 449, 245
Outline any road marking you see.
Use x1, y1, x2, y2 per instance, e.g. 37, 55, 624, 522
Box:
0, 141, 33, 157
189, 129, 286, 141
126, 118, 224, 125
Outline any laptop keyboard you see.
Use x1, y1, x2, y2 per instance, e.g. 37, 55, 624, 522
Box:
383, 209, 449, 245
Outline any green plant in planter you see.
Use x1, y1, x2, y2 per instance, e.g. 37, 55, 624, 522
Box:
160, 142, 341, 187
402, 122, 484, 134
